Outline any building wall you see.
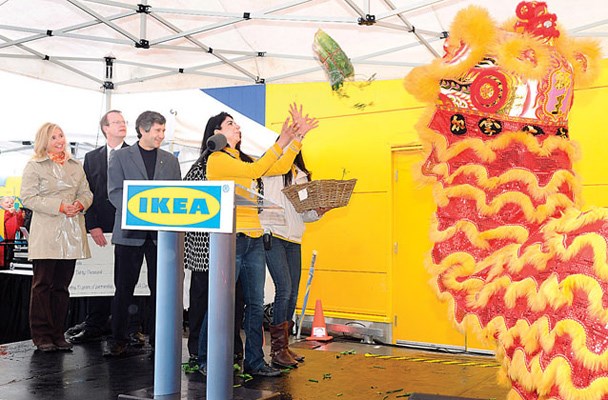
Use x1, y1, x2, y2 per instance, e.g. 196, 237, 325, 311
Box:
264, 59, 608, 347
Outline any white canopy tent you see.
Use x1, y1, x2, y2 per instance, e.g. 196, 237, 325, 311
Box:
0, 0, 606, 94
0, 0, 606, 177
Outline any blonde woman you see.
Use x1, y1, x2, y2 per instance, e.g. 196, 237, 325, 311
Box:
20, 123, 92, 352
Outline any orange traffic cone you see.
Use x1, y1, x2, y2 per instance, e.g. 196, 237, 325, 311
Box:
306, 299, 333, 341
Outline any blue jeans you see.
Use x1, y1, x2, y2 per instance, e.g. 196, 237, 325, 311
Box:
236, 234, 267, 371
196, 279, 244, 365
199, 234, 266, 370
265, 237, 301, 325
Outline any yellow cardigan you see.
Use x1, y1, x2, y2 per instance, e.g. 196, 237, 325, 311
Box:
207, 140, 302, 236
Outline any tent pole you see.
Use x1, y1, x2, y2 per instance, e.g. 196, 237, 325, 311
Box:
104, 89, 111, 111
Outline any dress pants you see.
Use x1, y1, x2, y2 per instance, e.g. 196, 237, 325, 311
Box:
111, 239, 157, 345
83, 296, 112, 334
30, 259, 76, 346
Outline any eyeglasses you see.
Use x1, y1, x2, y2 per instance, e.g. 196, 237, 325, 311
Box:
108, 121, 127, 126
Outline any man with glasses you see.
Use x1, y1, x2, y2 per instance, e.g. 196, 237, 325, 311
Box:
65, 110, 140, 345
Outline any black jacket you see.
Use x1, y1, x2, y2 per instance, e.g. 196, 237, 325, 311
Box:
83, 142, 128, 233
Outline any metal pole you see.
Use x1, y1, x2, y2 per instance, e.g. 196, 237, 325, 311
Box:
207, 206, 236, 400
297, 250, 317, 340
154, 231, 184, 397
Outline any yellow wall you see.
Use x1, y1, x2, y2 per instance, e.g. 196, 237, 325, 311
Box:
266, 80, 421, 324
571, 58, 608, 209
266, 59, 608, 347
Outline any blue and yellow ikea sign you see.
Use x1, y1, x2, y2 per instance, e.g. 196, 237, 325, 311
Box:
121, 180, 234, 233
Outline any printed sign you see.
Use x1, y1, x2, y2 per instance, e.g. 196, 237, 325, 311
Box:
121, 180, 234, 233
70, 234, 150, 297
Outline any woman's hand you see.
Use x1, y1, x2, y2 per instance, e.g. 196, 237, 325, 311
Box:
60, 200, 83, 218
289, 103, 319, 141
276, 117, 297, 148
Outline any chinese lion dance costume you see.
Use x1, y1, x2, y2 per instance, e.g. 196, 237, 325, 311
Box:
404, 2, 605, 399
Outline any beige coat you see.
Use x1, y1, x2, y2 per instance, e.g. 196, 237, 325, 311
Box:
20, 157, 93, 260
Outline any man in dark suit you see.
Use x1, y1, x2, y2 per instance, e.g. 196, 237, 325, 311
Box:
106, 110, 181, 356
65, 110, 130, 344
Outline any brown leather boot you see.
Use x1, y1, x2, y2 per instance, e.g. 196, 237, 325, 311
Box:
270, 322, 298, 368
287, 321, 305, 362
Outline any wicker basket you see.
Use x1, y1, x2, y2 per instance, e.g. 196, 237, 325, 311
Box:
281, 179, 357, 213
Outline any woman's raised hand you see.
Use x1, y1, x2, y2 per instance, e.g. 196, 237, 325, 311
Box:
276, 116, 297, 148
289, 103, 319, 140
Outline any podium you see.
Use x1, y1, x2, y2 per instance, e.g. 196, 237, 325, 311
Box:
206, 184, 285, 400
117, 180, 283, 400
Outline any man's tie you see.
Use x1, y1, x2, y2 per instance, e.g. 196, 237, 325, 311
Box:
108, 148, 116, 169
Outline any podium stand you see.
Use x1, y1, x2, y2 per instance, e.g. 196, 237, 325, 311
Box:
206, 184, 284, 400
117, 180, 283, 400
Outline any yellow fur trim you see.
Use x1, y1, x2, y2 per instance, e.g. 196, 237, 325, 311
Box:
445, 165, 578, 202
492, 34, 552, 81
419, 127, 579, 169
430, 219, 529, 250
441, 184, 574, 223
546, 231, 608, 281
442, 6, 497, 76
493, 316, 608, 397
506, 335, 608, 400
403, 62, 444, 103
554, 36, 602, 88
543, 207, 608, 234
434, 228, 608, 315
403, 6, 497, 102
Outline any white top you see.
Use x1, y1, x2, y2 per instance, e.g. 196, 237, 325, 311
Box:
260, 167, 319, 243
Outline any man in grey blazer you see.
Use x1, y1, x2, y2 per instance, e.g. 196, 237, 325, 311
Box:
106, 110, 181, 356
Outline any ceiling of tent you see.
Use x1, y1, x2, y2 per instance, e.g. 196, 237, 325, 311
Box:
0, 0, 606, 93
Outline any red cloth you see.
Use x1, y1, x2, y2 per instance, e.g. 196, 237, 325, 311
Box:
0, 209, 24, 267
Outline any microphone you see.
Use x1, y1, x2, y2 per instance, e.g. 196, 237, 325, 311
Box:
206, 133, 227, 152
200, 133, 227, 159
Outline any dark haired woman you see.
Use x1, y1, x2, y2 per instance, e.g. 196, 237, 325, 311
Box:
260, 147, 331, 367
183, 112, 244, 372
204, 104, 315, 377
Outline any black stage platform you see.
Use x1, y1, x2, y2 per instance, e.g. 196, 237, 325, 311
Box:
0, 335, 508, 400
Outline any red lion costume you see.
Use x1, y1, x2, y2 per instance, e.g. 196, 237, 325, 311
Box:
404, 2, 605, 399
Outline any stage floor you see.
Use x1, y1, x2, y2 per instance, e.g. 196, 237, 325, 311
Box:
0, 334, 509, 399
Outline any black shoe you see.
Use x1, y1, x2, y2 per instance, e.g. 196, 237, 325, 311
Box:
245, 363, 281, 377
128, 332, 146, 347
188, 354, 198, 368
104, 341, 127, 357
65, 322, 86, 337
67, 329, 103, 344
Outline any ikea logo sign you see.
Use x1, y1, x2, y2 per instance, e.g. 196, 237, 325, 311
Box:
122, 180, 234, 233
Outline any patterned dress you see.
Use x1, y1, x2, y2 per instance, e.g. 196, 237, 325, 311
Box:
184, 158, 209, 272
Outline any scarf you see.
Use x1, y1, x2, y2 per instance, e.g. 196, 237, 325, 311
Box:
48, 151, 67, 165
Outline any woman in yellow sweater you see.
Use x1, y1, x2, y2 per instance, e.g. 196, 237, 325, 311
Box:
205, 104, 316, 377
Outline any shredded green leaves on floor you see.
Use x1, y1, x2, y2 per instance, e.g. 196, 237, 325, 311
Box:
335, 349, 357, 359
181, 362, 199, 374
